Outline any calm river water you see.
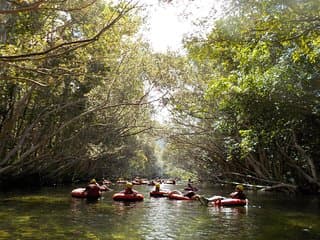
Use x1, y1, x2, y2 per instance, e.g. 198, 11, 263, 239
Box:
0, 182, 319, 240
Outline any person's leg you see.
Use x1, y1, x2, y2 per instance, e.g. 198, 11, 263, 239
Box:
207, 196, 224, 201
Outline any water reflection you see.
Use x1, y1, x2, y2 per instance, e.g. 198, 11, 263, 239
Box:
0, 184, 319, 240
112, 201, 144, 216
207, 205, 248, 216
143, 198, 195, 240
70, 197, 83, 217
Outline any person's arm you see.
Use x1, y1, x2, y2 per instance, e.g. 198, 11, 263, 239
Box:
230, 191, 238, 198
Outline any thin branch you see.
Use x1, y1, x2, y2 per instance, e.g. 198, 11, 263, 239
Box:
0, 0, 99, 14
6, 76, 48, 87
0, 2, 136, 61
0, 0, 46, 14
42, 0, 98, 12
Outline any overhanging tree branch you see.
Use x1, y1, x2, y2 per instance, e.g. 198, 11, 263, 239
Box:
0, 0, 46, 14
0, 1, 136, 62
0, 0, 99, 14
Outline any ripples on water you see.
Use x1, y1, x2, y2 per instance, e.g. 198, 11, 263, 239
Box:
0, 183, 319, 240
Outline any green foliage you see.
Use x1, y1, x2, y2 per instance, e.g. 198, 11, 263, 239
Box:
166, 0, 320, 191
1, 0, 319, 192
0, 0, 161, 185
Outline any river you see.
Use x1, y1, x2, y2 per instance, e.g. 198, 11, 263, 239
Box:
0, 182, 319, 240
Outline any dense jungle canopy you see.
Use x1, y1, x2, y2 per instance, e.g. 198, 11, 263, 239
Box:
0, 0, 319, 193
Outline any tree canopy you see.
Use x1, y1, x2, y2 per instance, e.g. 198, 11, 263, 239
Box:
0, 0, 162, 186
162, 0, 320, 193
1, 0, 319, 193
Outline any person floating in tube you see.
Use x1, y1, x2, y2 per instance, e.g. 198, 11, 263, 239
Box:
198, 184, 247, 205
121, 182, 138, 194
84, 179, 101, 200
229, 184, 246, 199
154, 182, 162, 192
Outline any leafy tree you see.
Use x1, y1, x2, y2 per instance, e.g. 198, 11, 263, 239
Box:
166, 0, 320, 192
0, 0, 161, 186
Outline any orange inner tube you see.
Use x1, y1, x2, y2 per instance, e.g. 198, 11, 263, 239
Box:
112, 192, 144, 201
71, 188, 87, 198
168, 193, 192, 200
150, 191, 168, 197
214, 198, 247, 206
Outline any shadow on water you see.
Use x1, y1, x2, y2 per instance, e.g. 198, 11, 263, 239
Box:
0, 183, 319, 240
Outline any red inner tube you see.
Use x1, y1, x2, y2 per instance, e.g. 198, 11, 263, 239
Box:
168, 193, 192, 200
150, 191, 168, 197
112, 192, 144, 201
214, 198, 247, 206
71, 188, 87, 198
